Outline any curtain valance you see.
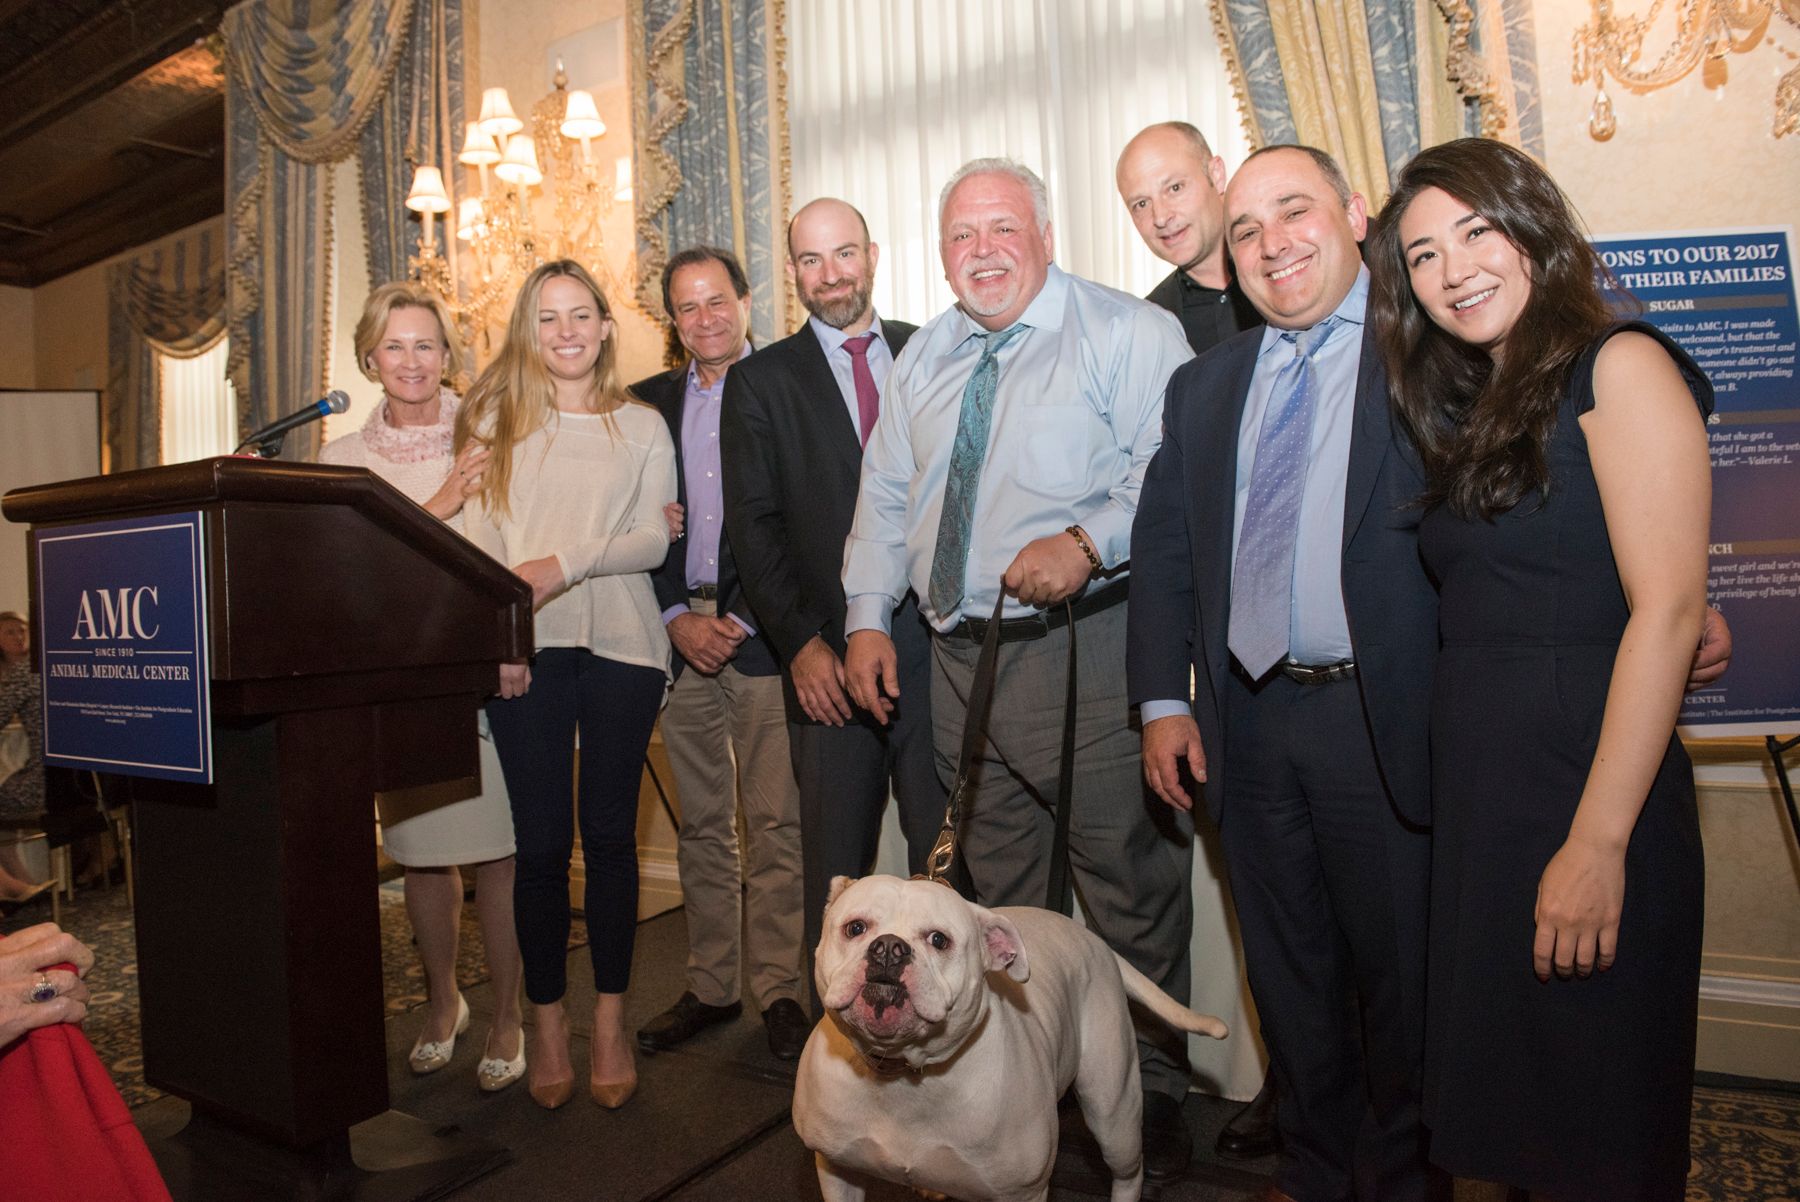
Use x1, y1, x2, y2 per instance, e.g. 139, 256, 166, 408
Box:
223, 0, 417, 164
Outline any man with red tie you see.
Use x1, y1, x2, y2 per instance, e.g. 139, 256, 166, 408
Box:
721, 199, 944, 999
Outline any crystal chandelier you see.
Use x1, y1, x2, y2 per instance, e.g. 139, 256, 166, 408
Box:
1572, 0, 1800, 139
407, 63, 637, 356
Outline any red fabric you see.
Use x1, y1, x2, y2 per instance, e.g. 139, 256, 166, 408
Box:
0, 955, 171, 1202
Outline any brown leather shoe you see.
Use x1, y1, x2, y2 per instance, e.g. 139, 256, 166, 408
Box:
636, 991, 742, 1052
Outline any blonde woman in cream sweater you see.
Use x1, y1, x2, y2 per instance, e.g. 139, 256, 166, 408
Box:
456, 260, 675, 1112
319, 282, 526, 1094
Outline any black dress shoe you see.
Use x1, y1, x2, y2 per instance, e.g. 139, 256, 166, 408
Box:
762, 997, 811, 1061
636, 991, 742, 1052
1140, 1090, 1193, 1184
1215, 1070, 1282, 1160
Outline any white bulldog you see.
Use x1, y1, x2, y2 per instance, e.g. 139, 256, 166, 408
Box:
792, 874, 1227, 1202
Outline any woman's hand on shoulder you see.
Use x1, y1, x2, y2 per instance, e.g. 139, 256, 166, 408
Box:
424, 444, 491, 521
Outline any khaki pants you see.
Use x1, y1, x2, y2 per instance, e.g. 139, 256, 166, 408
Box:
660, 599, 804, 1010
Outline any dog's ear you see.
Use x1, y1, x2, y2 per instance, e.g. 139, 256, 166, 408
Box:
824, 875, 856, 914
979, 909, 1029, 982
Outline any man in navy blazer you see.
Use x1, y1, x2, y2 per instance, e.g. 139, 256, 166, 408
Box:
1128, 146, 1438, 1202
720, 199, 945, 995
633, 247, 809, 1062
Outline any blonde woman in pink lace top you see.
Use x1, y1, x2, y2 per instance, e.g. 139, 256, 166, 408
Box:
318, 283, 526, 1092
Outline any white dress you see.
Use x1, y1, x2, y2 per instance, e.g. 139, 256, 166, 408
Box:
318, 391, 516, 867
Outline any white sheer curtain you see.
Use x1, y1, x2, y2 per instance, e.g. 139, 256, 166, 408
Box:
788, 1, 1265, 1100
787, 0, 1252, 324
158, 336, 238, 464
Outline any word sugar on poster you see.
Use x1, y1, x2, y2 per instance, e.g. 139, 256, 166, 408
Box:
1595, 228, 1799, 736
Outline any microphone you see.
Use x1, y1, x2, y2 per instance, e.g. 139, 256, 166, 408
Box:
236, 390, 351, 456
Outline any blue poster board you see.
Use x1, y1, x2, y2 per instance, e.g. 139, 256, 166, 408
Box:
1594, 228, 1800, 737
35, 511, 212, 782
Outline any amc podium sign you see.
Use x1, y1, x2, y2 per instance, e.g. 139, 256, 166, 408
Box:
35, 511, 211, 782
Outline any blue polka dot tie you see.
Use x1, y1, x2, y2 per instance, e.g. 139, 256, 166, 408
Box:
1228, 317, 1341, 679
928, 322, 1028, 621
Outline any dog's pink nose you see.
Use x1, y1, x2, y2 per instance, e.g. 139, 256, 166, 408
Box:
866, 934, 911, 971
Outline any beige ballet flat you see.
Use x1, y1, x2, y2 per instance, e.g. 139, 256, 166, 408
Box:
408, 994, 469, 1075
476, 1027, 527, 1092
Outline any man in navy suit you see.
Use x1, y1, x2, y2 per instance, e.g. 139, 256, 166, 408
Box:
1128, 146, 1439, 1202
721, 199, 944, 993
633, 247, 810, 1062
1129, 145, 1731, 1202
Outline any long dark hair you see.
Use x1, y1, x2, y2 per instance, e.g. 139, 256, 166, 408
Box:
1368, 138, 1635, 519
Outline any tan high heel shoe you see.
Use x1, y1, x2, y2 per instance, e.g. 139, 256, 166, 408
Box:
590, 1074, 635, 1109
528, 1074, 574, 1110
589, 1029, 637, 1110
527, 1010, 574, 1109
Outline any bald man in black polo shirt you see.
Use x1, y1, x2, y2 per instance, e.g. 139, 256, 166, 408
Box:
1115, 119, 1278, 1164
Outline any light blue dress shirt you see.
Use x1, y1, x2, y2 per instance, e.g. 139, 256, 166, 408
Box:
809, 314, 894, 443
1141, 266, 1368, 725
842, 263, 1193, 634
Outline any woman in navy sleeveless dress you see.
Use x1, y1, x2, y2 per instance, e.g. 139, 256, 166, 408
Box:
1369, 140, 1712, 1201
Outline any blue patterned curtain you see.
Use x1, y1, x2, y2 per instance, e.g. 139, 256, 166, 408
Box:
104, 222, 228, 471
222, 0, 430, 460
360, 0, 466, 288
631, 0, 791, 350
1210, 0, 1542, 203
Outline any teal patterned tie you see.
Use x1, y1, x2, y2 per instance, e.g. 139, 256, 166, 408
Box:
928, 322, 1028, 620
1228, 317, 1340, 678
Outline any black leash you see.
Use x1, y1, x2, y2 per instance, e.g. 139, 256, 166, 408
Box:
923, 593, 1078, 915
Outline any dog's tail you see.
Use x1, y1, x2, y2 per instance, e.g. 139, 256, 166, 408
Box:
1113, 954, 1228, 1039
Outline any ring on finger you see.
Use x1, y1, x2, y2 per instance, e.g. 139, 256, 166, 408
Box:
27, 972, 57, 1004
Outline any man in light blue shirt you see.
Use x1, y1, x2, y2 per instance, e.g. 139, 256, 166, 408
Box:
840, 157, 1200, 1181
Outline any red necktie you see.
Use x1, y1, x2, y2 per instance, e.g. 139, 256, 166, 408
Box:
844, 332, 880, 447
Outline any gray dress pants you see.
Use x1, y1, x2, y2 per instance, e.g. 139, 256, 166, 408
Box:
929, 600, 1195, 1099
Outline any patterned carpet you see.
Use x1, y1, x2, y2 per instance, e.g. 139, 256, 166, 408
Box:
1, 876, 584, 1110
4, 883, 1795, 1201
1688, 1086, 1800, 1202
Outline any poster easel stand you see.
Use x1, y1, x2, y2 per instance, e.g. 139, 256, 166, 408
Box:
1767, 734, 1800, 857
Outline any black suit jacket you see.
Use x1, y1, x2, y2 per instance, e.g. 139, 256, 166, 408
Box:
1126, 323, 1437, 826
719, 319, 918, 720
632, 365, 779, 679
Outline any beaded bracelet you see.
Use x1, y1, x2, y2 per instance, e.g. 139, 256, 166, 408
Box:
1066, 525, 1102, 575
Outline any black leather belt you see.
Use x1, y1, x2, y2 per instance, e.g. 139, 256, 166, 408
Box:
1280, 659, 1357, 685
942, 581, 1129, 644
690, 584, 719, 602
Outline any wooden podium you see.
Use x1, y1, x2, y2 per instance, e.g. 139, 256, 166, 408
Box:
3, 457, 533, 1199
